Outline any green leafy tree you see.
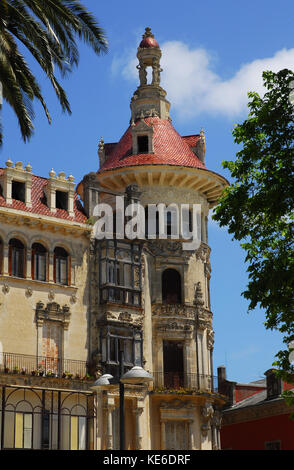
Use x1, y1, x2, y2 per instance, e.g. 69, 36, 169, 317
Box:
213, 69, 294, 386
0, 0, 108, 145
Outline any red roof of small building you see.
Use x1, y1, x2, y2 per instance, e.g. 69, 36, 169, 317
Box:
100, 117, 205, 172
0, 169, 87, 223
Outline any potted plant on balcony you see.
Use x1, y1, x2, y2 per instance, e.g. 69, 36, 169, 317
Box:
4, 367, 10, 374
21, 368, 26, 375
13, 366, 19, 374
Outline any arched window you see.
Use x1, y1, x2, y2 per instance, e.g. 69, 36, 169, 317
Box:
54, 247, 70, 285
32, 243, 47, 281
162, 268, 182, 304
9, 238, 25, 278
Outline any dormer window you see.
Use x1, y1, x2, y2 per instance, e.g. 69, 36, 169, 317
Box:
0, 161, 32, 207
137, 135, 149, 153
12, 180, 25, 202
45, 170, 75, 217
56, 190, 68, 210
131, 119, 154, 155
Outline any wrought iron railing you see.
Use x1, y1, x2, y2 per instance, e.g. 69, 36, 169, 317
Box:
153, 371, 218, 392
0, 352, 90, 379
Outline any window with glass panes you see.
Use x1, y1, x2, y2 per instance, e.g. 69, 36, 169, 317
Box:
9, 238, 25, 278
100, 325, 143, 378
14, 412, 33, 449
98, 240, 142, 306
32, 243, 47, 281
54, 247, 69, 285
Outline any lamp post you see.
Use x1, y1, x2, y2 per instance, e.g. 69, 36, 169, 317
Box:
92, 363, 153, 450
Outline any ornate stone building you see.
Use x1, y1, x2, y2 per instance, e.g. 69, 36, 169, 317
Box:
0, 28, 227, 450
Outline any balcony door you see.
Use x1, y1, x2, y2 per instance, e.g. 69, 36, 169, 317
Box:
163, 341, 184, 388
41, 322, 62, 374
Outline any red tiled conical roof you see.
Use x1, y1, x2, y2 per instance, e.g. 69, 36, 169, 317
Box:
99, 117, 205, 172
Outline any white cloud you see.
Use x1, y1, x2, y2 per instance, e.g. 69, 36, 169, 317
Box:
114, 42, 294, 119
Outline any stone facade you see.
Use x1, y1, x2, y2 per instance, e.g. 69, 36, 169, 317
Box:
0, 28, 227, 450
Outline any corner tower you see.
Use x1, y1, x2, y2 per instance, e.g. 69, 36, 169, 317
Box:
78, 28, 228, 450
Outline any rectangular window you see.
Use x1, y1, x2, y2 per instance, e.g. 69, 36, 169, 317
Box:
15, 413, 33, 449
99, 240, 142, 306
56, 257, 68, 284
11, 247, 24, 278
42, 411, 50, 449
137, 135, 149, 153
163, 341, 184, 388
102, 327, 143, 377
35, 252, 47, 281
12, 181, 25, 202
56, 190, 68, 210
70, 416, 86, 450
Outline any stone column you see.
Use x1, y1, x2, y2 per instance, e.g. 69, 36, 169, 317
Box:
104, 403, 115, 450
26, 248, 32, 280
160, 420, 166, 450
25, 179, 32, 208
49, 252, 54, 282
212, 410, 222, 450
133, 407, 144, 450
3, 244, 9, 275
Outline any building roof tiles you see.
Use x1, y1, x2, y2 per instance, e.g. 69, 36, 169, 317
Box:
100, 117, 205, 172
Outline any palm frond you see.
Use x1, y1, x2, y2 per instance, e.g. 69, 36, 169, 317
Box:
0, 0, 108, 145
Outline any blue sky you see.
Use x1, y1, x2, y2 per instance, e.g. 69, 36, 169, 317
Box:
1, 0, 293, 383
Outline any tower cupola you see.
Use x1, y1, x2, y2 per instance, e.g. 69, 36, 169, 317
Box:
130, 27, 171, 122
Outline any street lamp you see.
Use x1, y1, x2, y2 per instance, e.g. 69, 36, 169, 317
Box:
92, 364, 153, 450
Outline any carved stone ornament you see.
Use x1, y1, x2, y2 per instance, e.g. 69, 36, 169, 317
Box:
194, 282, 204, 307
48, 289, 55, 301
160, 399, 196, 410
195, 243, 211, 263
25, 288, 33, 297
201, 401, 214, 437
197, 315, 212, 331
147, 240, 185, 257
156, 321, 192, 332
207, 329, 215, 350
70, 294, 77, 304
36, 301, 71, 329
106, 311, 116, 320
152, 304, 196, 319
2, 284, 10, 294
118, 311, 132, 323
212, 410, 222, 428
202, 401, 214, 420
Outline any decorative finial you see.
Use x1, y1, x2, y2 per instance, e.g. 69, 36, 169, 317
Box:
143, 27, 154, 39
49, 168, 56, 178
58, 171, 66, 180
5, 159, 13, 168
98, 137, 104, 150
15, 161, 23, 170
25, 163, 32, 172
68, 174, 75, 182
